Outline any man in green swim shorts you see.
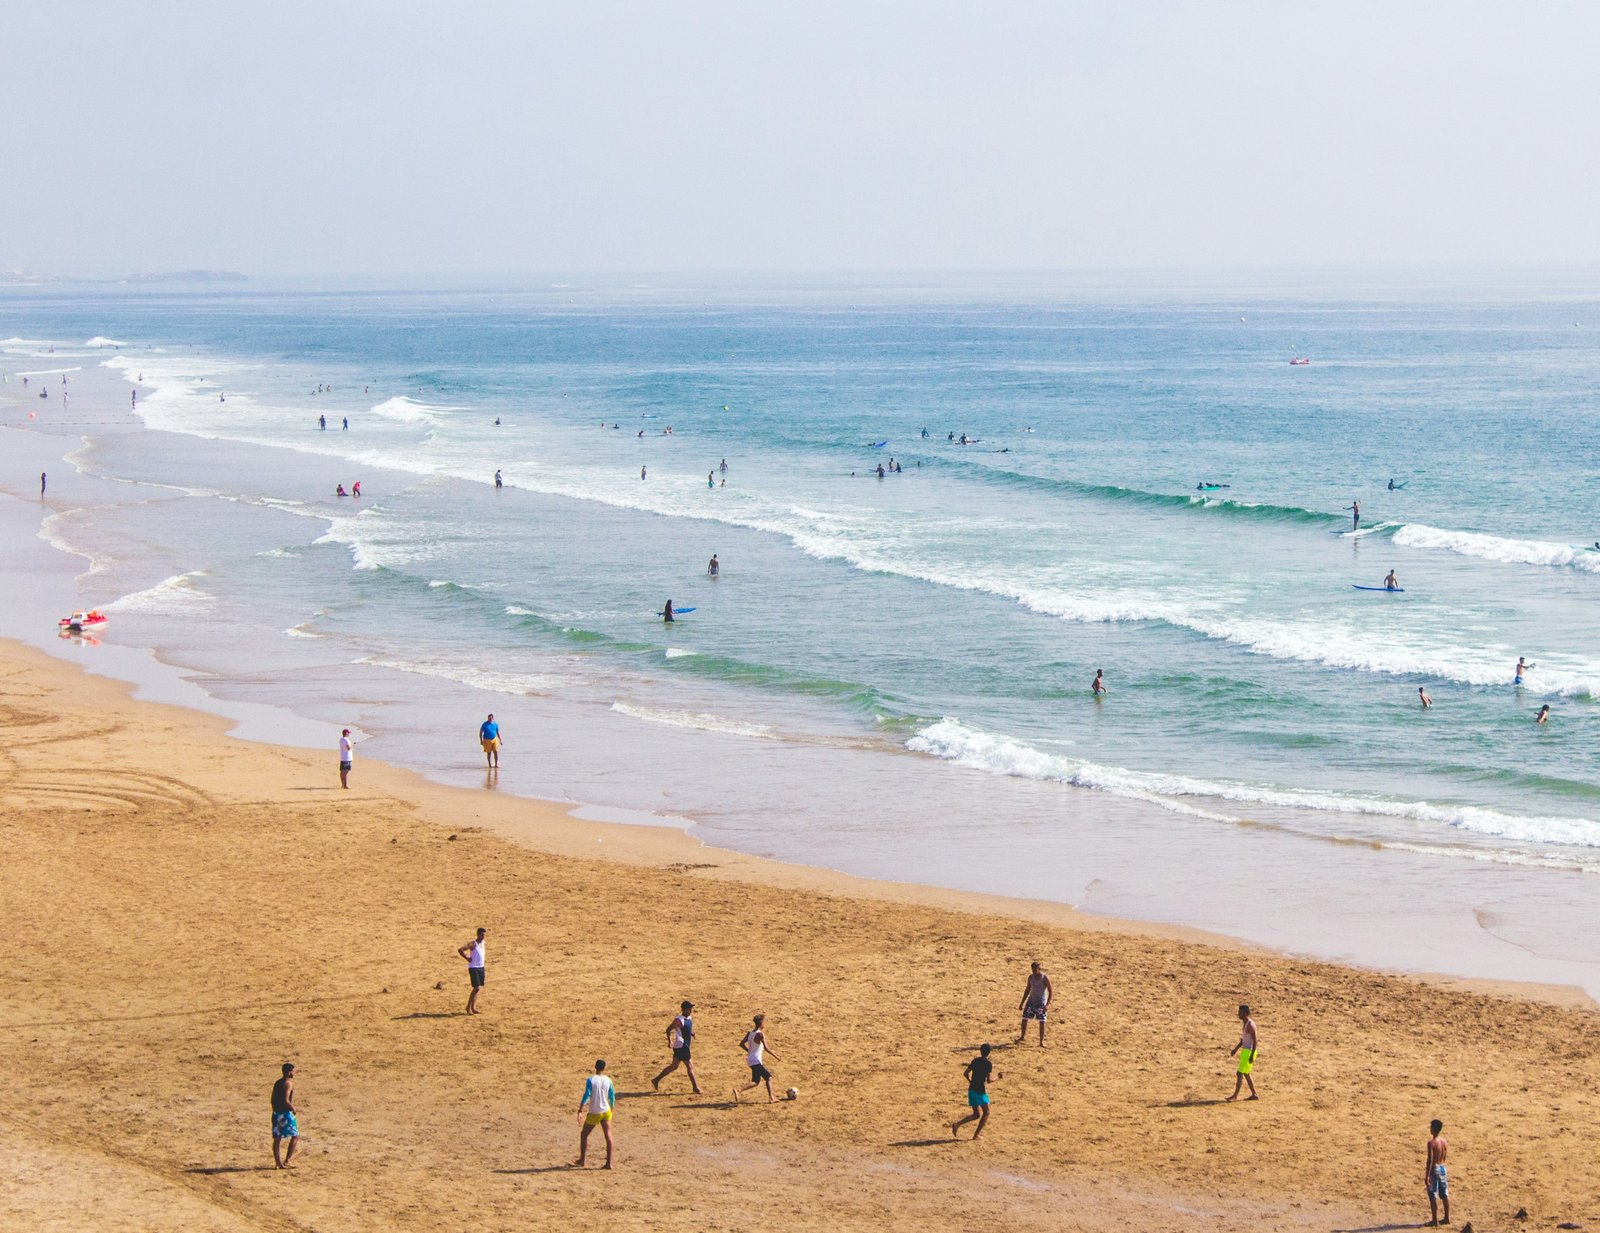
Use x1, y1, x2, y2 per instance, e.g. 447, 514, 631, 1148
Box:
1227, 1003, 1258, 1101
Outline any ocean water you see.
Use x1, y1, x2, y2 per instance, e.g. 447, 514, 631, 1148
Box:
6, 276, 1600, 988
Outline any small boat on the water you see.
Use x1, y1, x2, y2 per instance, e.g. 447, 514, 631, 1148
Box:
59, 609, 109, 632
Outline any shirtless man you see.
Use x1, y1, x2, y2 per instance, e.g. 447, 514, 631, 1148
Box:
1425, 1119, 1450, 1226
1349, 499, 1361, 531
707, 554, 719, 578
1016, 961, 1052, 1046
1226, 1004, 1258, 1100
271, 1063, 299, 1168
1384, 570, 1400, 591
1091, 669, 1106, 697
1514, 656, 1531, 685
1419, 686, 1433, 709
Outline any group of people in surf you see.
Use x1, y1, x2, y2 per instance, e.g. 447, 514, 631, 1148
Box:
334, 481, 362, 498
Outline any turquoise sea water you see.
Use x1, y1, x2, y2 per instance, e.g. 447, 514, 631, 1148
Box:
5, 275, 1600, 985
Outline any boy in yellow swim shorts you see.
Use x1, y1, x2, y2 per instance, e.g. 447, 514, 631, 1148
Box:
1227, 1003, 1258, 1101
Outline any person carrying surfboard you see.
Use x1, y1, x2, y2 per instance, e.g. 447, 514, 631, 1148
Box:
1384, 570, 1399, 591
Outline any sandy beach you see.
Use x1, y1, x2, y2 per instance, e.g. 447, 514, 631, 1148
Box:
1, 634, 1598, 1232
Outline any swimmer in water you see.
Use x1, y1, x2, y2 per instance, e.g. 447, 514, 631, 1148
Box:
662, 600, 674, 623
1514, 656, 1530, 685
708, 471, 715, 489
708, 554, 719, 577
1536, 704, 1550, 724
876, 463, 885, 478
1418, 686, 1432, 709
1091, 669, 1106, 696
1384, 570, 1399, 591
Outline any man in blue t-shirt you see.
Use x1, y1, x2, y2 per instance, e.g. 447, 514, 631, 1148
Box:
479, 713, 502, 769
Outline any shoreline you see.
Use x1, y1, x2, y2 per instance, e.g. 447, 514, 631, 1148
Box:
3, 351, 1600, 1005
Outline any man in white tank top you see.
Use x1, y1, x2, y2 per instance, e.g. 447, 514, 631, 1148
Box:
652, 1000, 701, 1094
457, 927, 486, 1015
732, 1013, 781, 1103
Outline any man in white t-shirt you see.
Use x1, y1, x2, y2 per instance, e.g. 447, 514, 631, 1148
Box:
574, 1060, 615, 1169
338, 729, 353, 789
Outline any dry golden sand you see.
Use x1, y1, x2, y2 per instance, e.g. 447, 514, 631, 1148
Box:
2, 639, 1599, 1232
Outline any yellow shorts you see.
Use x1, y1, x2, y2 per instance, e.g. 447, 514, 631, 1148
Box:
481, 738, 500, 752
583, 1111, 612, 1126
1236, 1047, 1255, 1075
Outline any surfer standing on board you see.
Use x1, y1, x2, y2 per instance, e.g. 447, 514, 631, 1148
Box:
1347, 499, 1361, 531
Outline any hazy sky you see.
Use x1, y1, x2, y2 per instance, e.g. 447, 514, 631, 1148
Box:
5, 2, 1599, 275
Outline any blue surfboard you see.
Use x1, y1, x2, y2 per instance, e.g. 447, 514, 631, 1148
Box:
1351, 585, 1404, 592
657, 607, 696, 615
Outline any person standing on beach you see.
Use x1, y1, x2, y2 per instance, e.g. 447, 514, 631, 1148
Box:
1424, 1119, 1450, 1226
951, 1044, 997, 1139
319, 414, 326, 431
652, 1001, 701, 1094
575, 1060, 615, 1169
1016, 961, 1053, 1046
271, 1063, 298, 1169
341, 416, 348, 431
1419, 686, 1433, 709
39, 472, 46, 498
479, 713, 501, 769
494, 469, 503, 489
1226, 1004, 1258, 1100
338, 728, 353, 789
458, 926, 486, 1014
733, 1014, 780, 1103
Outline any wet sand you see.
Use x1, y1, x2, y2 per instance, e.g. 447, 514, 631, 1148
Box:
2, 637, 1599, 1231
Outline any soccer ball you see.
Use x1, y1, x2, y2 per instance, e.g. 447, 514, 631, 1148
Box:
786, 1087, 799, 1101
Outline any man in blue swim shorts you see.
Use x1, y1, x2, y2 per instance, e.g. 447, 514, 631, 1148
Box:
951, 1043, 998, 1139
271, 1062, 299, 1169
1425, 1119, 1450, 1226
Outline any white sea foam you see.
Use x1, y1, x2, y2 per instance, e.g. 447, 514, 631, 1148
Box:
105, 571, 216, 616
907, 717, 1600, 849
284, 623, 324, 639
1393, 523, 1600, 572
369, 396, 461, 425
610, 701, 774, 739
664, 647, 698, 659
84, 336, 128, 348
361, 656, 555, 694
